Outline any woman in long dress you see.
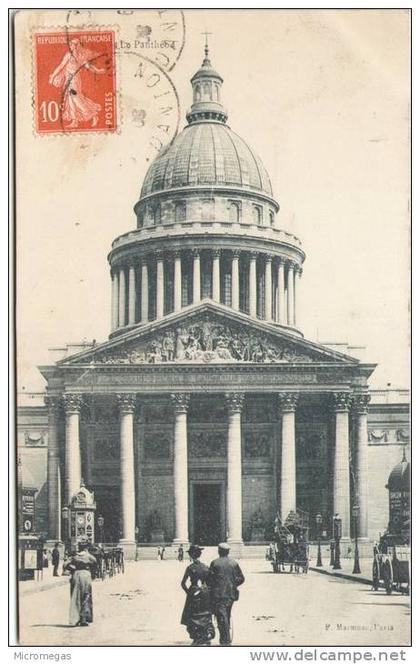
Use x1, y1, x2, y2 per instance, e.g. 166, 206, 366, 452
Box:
64, 542, 97, 626
48, 38, 106, 128
180, 545, 215, 646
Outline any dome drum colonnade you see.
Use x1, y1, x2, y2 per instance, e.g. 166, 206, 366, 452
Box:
109, 247, 302, 334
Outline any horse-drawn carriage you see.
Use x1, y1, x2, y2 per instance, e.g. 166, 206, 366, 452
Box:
269, 510, 309, 574
372, 533, 410, 595
371, 448, 410, 595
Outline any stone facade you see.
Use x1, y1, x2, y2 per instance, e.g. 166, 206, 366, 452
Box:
17, 387, 409, 545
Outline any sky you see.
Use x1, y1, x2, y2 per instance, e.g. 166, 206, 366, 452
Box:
15, 9, 410, 392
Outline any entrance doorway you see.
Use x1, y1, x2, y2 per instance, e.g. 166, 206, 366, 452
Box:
192, 483, 223, 545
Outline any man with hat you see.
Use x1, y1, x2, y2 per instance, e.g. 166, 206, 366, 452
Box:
208, 543, 245, 646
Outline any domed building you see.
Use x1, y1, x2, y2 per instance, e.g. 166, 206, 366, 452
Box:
18, 46, 409, 558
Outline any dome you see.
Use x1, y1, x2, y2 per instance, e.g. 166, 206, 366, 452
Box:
140, 122, 273, 198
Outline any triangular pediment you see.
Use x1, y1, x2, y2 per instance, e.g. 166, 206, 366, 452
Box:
58, 301, 360, 367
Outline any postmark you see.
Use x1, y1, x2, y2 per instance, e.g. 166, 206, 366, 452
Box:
120, 52, 180, 160
33, 29, 117, 134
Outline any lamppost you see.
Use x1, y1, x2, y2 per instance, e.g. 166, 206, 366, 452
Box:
97, 515, 105, 545
329, 540, 335, 566
316, 513, 323, 567
352, 504, 361, 574
332, 513, 342, 570
61, 506, 69, 553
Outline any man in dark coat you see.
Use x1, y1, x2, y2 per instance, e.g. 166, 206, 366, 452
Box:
208, 542, 245, 646
52, 542, 60, 576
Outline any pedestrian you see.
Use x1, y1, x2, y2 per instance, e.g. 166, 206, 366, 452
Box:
208, 542, 245, 646
42, 548, 49, 568
52, 542, 60, 576
180, 545, 215, 646
63, 541, 97, 627
157, 546, 161, 560
178, 545, 184, 562
161, 546, 166, 560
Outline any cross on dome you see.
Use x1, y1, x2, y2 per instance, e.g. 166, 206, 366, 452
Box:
201, 29, 212, 63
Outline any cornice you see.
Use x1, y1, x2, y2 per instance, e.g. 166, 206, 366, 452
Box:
108, 232, 306, 267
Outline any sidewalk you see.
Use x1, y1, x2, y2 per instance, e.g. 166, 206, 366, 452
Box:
309, 557, 375, 586
19, 567, 69, 596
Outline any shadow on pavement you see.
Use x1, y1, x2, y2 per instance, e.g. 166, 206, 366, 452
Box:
31, 624, 74, 629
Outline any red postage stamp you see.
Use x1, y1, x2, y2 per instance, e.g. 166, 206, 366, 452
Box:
33, 30, 117, 134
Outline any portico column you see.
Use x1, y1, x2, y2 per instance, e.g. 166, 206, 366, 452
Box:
174, 251, 182, 312
45, 396, 61, 540
225, 392, 245, 544
128, 264, 136, 326
117, 394, 137, 546
332, 393, 352, 539
278, 393, 299, 522
231, 250, 240, 310
265, 255, 273, 321
171, 393, 190, 544
286, 262, 295, 326
249, 252, 257, 318
63, 394, 82, 505
277, 259, 286, 325
192, 249, 201, 304
353, 394, 371, 539
141, 258, 149, 323
212, 249, 221, 303
156, 251, 164, 319
111, 270, 119, 331
118, 267, 126, 327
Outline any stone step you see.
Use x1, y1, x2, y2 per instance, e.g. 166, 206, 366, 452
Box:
136, 544, 269, 560
136, 541, 374, 561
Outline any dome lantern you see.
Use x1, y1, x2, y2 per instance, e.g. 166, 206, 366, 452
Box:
186, 36, 228, 125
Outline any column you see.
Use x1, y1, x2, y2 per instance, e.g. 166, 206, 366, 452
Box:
353, 394, 370, 538
249, 252, 257, 318
287, 261, 295, 326
293, 266, 301, 328
278, 393, 298, 522
286, 262, 295, 326
46, 396, 61, 540
118, 267, 126, 327
192, 249, 201, 305
225, 392, 245, 544
141, 258, 149, 323
63, 394, 82, 505
117, 394, 136, 544
171, 393, 190, 544
156, 251, 164, 319
277, 259, 286, 325
231, 250, 240, 310
174, 251, 182, 312
265, 255, 273, 321
111, 270, 119, 331
212, 249, 221, 303
128, 264, 136, 326
332, 392, 352, 539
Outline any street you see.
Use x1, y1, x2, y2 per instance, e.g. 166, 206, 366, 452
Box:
18, 554, 410, 647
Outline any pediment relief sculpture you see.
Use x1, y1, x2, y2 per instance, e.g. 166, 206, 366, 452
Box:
87, 316, 319, 366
